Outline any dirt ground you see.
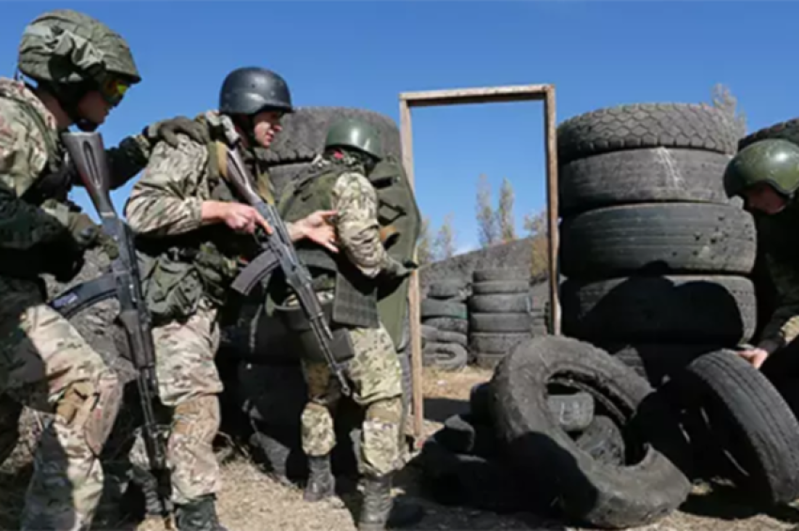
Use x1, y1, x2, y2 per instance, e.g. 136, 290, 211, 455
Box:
3, 366, 799, 531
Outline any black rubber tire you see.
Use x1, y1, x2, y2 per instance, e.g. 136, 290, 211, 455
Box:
473, 351, 509, 370
428, 281, 467, 299
423, 342, 468, 371
473, 268, 530, 282
435, 330, 468, 347
421, 325, 439, 343
548, 392, 595, 433
561, 275, 756, 345
468, 294, 532, 314
574, 416, 626, 467
423, 317, 468, 334
469, 312, 532, 333
604, 343, 723, 387
559, 148, 735, 215
469, 383, 492, 425
421, 299, 467, 320
265, 161, 310, 199
490, 335, 691, 529
669, 350, 799, 505
557, 102, 740, 165
560, 203, 757, 279
471, 280, 529, 295
259, 106, 401, 164
738, 117, 799, 150
435, 414, 497, 457
469, 332, 531, 355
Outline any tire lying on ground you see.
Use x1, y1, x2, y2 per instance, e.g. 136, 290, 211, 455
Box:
667, 349, 799, 505
559, 203, 757, 279
490, 335, 691, 529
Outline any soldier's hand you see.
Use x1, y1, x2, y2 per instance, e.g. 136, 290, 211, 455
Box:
67, 212, 101, 249
219, 203, 273, 235
143, 116, 210, 148
294, 210, 338, 253
736, 347, 770, 370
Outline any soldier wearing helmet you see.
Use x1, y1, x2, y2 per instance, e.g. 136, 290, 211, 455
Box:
123, 66, 336, 529
0, 9, 206, 531
724, 138, 799, 369
273, 118, 418, 531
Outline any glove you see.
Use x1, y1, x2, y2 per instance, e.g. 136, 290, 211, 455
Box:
45, 234, 85, 282
97, 232, 119, 261
143, 116, 211, 148
67, 212, 101, 250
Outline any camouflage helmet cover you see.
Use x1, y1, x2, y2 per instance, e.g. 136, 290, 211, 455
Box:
324, 118, 383, 160
17, 9, 141, 86
724, 138, 799, 198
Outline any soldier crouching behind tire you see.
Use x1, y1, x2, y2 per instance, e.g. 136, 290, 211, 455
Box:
122, 66, 338, 531
271, 118, 421, 531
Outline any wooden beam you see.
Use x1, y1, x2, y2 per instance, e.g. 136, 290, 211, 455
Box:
399, 98, 426, 446
543, 86, 561, 335
400, 84, 549, 107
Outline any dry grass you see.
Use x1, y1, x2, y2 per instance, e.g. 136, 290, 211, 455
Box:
2, 367, 799, 530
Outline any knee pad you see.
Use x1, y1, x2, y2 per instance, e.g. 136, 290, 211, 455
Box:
172, 395, 220, 445
55, 370, 122, 455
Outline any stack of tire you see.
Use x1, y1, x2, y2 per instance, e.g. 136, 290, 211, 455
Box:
421, 280, 469, 371
467, 268, 535, 369
557, 102, 758, 385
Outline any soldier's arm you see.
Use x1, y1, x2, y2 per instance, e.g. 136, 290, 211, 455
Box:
331, 171, 398, 278
758, 253, 799, 352
124, 137, 209, 236
103, 133, 151, 189
0, 119, 71, 250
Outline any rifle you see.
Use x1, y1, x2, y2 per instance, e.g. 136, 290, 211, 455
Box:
224, 147, 351, 396
58, 131, 174, 528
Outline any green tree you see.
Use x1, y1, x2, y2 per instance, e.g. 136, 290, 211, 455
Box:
476, 174, 498, 248
497, 177, 517, 242
523, 209, 549, 279
416, 216, 433, 266
711, 83, 747, 139
433, 213, 457, 261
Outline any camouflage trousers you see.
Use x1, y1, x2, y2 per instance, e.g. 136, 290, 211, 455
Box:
301, 322, 404, 477
128, 299, 224, 506
0, 276, 122, 531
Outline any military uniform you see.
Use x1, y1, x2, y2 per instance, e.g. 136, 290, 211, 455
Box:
274, 119, 415, 531
0, 10, 208, 531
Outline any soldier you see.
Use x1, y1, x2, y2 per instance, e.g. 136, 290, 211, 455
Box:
123, 66, 337, 530
0, 9, 208, 531
273, 118, 417, 531
723, 138, 799, 369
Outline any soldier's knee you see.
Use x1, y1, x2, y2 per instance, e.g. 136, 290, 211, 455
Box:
54, 370, 122, 455
366, 397, 403, 425
172, 395, 220, 444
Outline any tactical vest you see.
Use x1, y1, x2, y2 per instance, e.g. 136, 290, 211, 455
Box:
135, 117, 266, 324
756, 202, 799, 269
277, 159, 381, 329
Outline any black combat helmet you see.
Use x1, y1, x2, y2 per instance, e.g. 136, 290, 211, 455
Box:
219, 66, 293, 116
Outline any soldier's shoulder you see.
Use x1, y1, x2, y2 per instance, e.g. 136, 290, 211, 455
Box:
0, 81, 56, 175
150, 131, 208, 164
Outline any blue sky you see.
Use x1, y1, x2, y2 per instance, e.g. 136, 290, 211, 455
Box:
2, 1, 797, 254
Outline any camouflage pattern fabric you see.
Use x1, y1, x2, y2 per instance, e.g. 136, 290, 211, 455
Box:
760, 252, 799, 348
300, 322, 404, 477
0, 76, 155, 530
128, 300, 223, 505
0, 277, 121, 531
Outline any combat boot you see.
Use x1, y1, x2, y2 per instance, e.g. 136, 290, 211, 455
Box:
174, 494, 228, 531
304, 454, 336, 502
359, 473, 393, 531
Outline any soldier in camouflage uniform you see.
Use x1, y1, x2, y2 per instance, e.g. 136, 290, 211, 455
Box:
724, 138, 799, 369
124, 66, 338, 530
0, 9, 209, 531
274, 118, 416, 531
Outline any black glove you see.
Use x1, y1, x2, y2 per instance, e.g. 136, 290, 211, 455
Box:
67, 212, 101, 250
44, 234, 85, 282
143, 116, 211, 148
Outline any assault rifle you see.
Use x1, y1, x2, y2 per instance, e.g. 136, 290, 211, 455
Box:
224, 147, 351, 396
51, 131, 174, 528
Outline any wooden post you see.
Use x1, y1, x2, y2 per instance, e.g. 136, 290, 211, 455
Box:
398, 83, 560, 447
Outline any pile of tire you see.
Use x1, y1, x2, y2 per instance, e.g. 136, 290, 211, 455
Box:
467, 268, 536, 369
557, 102, 758, 386
417, 335, 694, 528
421, 280, 469, 371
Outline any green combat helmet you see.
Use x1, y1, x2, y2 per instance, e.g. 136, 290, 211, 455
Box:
724, 138, 799, 199
325, 118, 384, 161
16, 9, 141, 130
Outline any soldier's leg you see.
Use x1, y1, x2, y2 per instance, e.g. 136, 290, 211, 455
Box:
149, 303, 225, 530
346, 323, 406, 531
300, 360, 340, 501
0, 280, 121, 531
0, 393, 23, 465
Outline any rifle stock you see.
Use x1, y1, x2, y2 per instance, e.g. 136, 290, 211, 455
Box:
225, 148, 351, 396
61, 131, 174, 527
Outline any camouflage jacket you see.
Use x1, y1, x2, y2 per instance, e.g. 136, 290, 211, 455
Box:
0, 76, 152, 251
757, 203, 799, 349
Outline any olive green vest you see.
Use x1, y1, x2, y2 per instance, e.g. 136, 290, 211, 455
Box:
756, 200, 799, 269
276, 158, 381, 329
